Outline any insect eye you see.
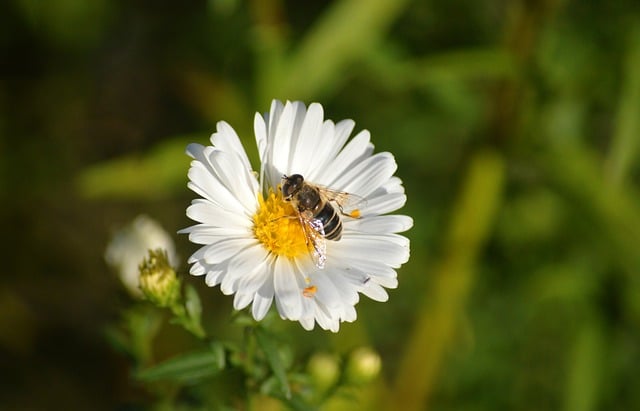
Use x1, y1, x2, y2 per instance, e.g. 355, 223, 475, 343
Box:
290, 174, 304, 187
282, 174, 305, 197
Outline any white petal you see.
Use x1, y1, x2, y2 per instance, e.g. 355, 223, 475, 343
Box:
203, 237, 256, 264
347, 232, 410, 248
299, 316, 315, 331
236, 264, 271, 301
360, 281, 389, 302
262, 100, 284, 185
270, 102, 299, 180
311, 301, 331, 328
308, 119, 355, 179
189, 261, 206, 276
332, 152, 397, 198
233, 292, 254, 310
325, 267, 360, 306
187, 145, 259, 215
210, 121, 252, 172
345, 215, 414, 234
362, 193, 407, 216
309, 272, 342, 310
228, 245, 269, 279
252, 270, 275, 320
208, 150, 259, 213
189, 234, 240, 255
373, 275, 398, 288
304, 120, 334, 181
342, 305, 357, 323
314, 304, 340, 332
382, 176, 405, 194
187, 162, 246, 213
273, 258, 303, 320
254, 112, 268, 192
186, 245, 208, 264
235, 256, 279, 309
254, 113, 267, 157
289, 103, 324, 175
266, 100, 285, 146
291, 259, 327, 324
340, 256, 398, 279
338, 236, 410, 268
186, 142, 206, 160
221, 245, 269, 295
341, 266, 398, 291
185, 199, 251, 229
205, 269, 225, 287
320, 130, 374, 187
183, 224, 251, 245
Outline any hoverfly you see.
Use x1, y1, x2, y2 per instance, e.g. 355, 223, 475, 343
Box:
281, 174, 365, 269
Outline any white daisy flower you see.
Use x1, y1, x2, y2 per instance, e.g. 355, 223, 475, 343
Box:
181, 100, 412, 332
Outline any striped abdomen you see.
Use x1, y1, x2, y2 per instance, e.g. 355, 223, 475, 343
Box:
314, 202, 342, 240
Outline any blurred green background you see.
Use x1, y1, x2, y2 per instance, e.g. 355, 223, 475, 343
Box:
2, 0, 640, 409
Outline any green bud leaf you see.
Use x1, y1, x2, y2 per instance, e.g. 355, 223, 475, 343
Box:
136, 343, 225, 383
184, 283, 202, 323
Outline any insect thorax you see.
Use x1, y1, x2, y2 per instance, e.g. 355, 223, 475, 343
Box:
297, 185, 321, 210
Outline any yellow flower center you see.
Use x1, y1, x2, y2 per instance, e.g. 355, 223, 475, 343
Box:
253, 189, 309, 259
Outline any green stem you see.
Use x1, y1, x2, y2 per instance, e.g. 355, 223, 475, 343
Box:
241, 325, 257, 411
170, 303, 205, 339
563, 315, 605, 411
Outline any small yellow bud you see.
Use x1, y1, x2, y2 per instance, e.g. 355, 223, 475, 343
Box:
138, 249, 181, 308
307, 352, 341, 391
344, 347, 381, 385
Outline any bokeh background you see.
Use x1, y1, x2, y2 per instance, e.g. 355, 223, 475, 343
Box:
2, 0, 640, 409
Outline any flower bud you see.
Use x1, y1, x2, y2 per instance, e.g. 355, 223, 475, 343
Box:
138, 249, 181, 308
344, 347, 381, 385
307, 352, 340, 391
105, 215, 177, 297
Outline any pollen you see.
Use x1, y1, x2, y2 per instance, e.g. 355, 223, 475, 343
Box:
303, 285, 317, 298
253, 189, 309, 259
349, 209, 361, 219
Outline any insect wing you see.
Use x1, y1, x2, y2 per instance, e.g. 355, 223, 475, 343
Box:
299, 215, 327, 269
318, 187, 367, 218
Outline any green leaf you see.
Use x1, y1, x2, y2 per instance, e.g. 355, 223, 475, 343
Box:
606, 24, 640, 184
136, 343, 225, 383
76, 135, 204, 199
261, 0, 411, 101
254, 327, 291, 399
184, 284, 202, 324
